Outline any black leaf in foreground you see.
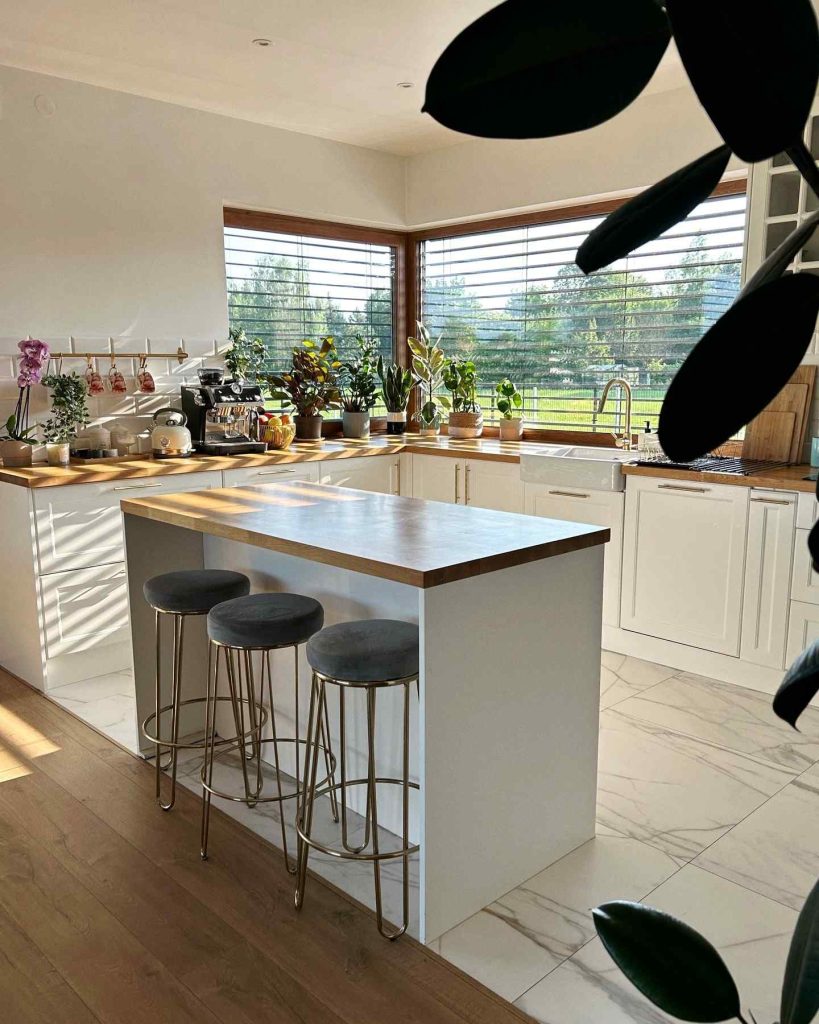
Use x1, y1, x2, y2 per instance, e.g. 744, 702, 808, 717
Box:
658, 273, 819, 462
741, 209, 819, 296
810, 518, 819, 576
593, 901, 741, 1022
423, 0, 670, 139
774, 637, 819, 729
665, 0, 819, 163
576, 146, 731, 274
782, 876, 819, 1024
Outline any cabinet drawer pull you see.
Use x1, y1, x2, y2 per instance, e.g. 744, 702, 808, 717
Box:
454, 463, 460, 503
657, 483, 710, 494
255, 468, 297, 477
112, 482, 165, 491
751, 496, 793, 505
548, 489, 590, 499
394, 459, 401, 495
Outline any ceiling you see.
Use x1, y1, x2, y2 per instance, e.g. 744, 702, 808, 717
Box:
0, 0, 691, 156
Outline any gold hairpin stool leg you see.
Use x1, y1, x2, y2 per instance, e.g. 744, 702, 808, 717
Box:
200, 640, 337, 872
295, 670, 419, 939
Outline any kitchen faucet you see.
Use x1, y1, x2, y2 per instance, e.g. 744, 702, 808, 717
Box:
597, 377, 634, 450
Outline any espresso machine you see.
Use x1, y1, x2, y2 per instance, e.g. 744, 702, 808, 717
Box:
181, 369, 267, 456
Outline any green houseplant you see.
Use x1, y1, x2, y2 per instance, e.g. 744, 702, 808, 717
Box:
266, 338, 341, 441
41, 371, 90, 466
495, 377, 524, 440
443, 357, 483, 438
377, 357, 412, 435
408, 322, 449, 436
225, 326, 266, 383
337, 335, 378, 439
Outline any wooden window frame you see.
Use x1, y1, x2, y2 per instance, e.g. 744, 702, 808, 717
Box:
224, 178, 746, 443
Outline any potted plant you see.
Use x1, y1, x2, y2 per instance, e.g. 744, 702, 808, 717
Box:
338, 335, 378, 438
225, 326, 266, 383
266, 337, 341, 441
41, 371, 90, 465
408, 322, 449, 436
377, 356, 412, 435
443, 357, 483, 438
0, 339, 50, 467
495, 378, 524, 440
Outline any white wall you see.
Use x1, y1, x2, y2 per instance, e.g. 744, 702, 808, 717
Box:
0, 64, 405, 441
405, 87, 746, 227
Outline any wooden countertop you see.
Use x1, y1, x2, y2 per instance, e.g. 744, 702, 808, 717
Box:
121, 481, 610, 588
0, 436, 528, 488
623, 462, 818, 494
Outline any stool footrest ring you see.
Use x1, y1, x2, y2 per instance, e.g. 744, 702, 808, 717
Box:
142, 696, 268, 751
201, 736, 336, 804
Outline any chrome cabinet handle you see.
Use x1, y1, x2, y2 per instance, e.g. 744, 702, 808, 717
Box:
255, 467, 297, 476
548, 489, 590, 499
751, 496, 794, 505
465, 463, 471, 505
394, 459, 401, 495
112, 482, 165, 491
657, 483, 710, 494
455, 463, 460, 503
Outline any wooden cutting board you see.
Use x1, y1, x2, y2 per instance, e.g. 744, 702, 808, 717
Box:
742, 410, 798, 461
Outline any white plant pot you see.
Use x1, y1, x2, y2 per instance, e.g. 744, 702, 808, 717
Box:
46, 442, 71, 467
342, 410, 370, 439
499, 417, 523, 441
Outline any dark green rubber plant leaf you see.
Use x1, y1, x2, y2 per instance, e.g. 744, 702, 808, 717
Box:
665, 0, 819, 163
782, 875, 819, 1024
593, 901, 741, 1022
774, 637, 819, 729
423, 0, 671, 139
658, 273, 819, 462
741, 210, 819, 296
576, 146, 731, 274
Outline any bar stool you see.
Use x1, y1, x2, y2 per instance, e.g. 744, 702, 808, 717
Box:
142, 569, 251, 811
295, 619, 419, 939
201, 592, 338, 871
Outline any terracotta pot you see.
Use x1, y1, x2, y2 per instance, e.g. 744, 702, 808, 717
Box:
0, 439, 33, 467
46, 442, 71, 467
294, 415, 323, 441
499, 417, 523, 441
342, 410, 370, 439
448, 410, 484, 439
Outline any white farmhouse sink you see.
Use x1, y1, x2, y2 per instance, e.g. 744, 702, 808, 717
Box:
520, 445, 637, 491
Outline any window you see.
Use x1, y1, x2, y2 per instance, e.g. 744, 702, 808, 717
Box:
419, 191, 747, 433
224, 213, 398, 369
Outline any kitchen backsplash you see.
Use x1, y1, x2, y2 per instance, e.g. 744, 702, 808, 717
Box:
0, 335, 226, 458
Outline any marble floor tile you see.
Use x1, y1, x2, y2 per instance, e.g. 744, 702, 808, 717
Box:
600, 652, 678, 710
597, 708, 795, 863
48, 670, 135, 704
49, 672, 139, 754
615, 671, 819, 773
437, 834, 680, 1002
696, 761, 819, 911
516, 865, 797, 1024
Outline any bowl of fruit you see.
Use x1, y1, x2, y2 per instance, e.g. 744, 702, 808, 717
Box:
259, 414, 296, 450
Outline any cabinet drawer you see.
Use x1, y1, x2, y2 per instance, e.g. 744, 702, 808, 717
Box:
792, 529, 819, 604
319, 456, 395, 493
222, 463, 319, 488
40, 563, 129, 659
34, 472, 218, 574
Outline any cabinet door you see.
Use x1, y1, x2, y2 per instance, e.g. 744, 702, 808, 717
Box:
620, 478, 749, 655
792, 528, 819, 604
740, 490, 796, 668
525, 484, 624, 627
40, 562, 129, 658
319, 456, 395, 494
34, 471, 218, 575
464, 459, 523, 513
411, 455, 462, 504
222, 463, 319, 488
786, 601, 819, 665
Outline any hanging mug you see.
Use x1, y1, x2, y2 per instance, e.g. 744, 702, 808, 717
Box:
85, 356, 105, 396
137, 355, 155, 394
108, 359, 127, 394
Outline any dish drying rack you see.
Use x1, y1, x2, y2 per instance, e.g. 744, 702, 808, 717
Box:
635, 452, 792, 476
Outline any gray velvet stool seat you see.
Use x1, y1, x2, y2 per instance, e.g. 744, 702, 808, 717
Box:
200, 593, 337, 872
142, 569, 251, 812
295, 619, 420, 940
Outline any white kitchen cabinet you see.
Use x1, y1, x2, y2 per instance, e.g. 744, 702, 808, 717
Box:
222, 462, 319, 488
40, 562, 129, 658
740, 489, 796, 668
34, 471, 219, 574
411, 454, 463, 504
620, 477, 749, 655
319, 455, 396, 494
792, 528, 819, 604
464, 459, 523, 513
787, 601, 819, 665
525, 483, 624, 626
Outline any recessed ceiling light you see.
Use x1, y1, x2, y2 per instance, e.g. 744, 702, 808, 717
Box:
252, 37, 272, 47
396, 81, 414, 89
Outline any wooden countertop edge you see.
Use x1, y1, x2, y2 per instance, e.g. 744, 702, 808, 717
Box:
120, 498, 610, 588
623, 463, 816, 493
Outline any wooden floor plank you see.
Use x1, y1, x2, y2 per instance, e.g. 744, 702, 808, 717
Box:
0, 670, 533, 1024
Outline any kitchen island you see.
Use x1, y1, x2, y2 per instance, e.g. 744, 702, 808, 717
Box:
122, 480, 608, 941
